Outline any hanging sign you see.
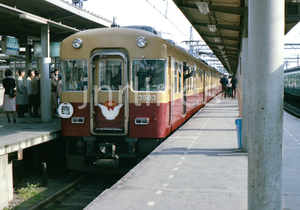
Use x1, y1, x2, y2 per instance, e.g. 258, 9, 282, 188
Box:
2, 37, 20, 56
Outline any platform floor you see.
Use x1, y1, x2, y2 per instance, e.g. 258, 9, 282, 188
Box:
0, 113, 61, 156
85, 96, 248, 210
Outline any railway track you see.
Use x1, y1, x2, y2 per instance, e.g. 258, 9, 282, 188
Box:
28, 173, 124, 210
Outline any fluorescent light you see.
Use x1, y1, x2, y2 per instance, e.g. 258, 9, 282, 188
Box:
222, 55, 227, 58
196, 2, 210, 15
217, 45, 224, 50
19, 13, 47, 24
207, 25, 217, 32
214, 37, 221, 43
221, 51, 226, 54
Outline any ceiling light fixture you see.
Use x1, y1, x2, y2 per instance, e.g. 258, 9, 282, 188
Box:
19, 13, 47, 24
207, 25, 217, 32
217, 45, 224, 50
196, 2, 210, 15
214, 37, 221, 43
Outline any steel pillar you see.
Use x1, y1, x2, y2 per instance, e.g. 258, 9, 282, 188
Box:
241, 38, 249, 152
248, 0, 284, 209
40, 24, 52, 122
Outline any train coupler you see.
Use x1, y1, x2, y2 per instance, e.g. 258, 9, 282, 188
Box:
93, 143, 119, 168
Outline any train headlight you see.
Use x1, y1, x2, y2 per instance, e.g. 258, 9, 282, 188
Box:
137, 37, 147, 48
72, 38, 83, 49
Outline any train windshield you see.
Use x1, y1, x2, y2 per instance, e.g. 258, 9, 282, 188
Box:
62, 59, 88, 91
99, 59, 122, 91
132, 59, 166, 91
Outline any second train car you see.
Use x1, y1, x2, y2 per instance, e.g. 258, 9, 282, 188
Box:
58, 26, 222, 172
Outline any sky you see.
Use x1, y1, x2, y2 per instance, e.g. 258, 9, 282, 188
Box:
83, 0, 300, 69
284, 22, 300, 69
83, 0, 203, 46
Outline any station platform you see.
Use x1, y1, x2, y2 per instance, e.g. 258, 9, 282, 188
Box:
85, 95, 248, 210
0, 113, 62, 156
0, 112, 62, 209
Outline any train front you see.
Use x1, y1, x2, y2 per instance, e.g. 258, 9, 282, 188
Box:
59, 28, 169, 172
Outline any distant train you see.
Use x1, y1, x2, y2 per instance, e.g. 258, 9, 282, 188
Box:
284, 67, 300, 100
58, 26, 222, 172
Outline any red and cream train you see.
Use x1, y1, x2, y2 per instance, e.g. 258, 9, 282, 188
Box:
58, 26, 222, 171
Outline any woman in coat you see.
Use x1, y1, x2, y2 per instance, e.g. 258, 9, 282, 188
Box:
16, 70, 29, 118
2, 69, 16, 123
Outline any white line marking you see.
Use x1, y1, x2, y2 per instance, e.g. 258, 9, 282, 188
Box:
147, 201, 155, 206
162, 183, 168, 187
170, 136, 196, 139
181, 157, 185, 160
156, 191, 162, 194
168, 175, 174, 178
173, 168, 178, 171
177, 162, 182, 165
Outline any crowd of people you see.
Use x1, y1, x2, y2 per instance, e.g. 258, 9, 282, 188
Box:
220, 74, 238, 99
2, 68, 62, 123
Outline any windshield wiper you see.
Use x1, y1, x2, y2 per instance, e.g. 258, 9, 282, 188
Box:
134, 55, 145, 70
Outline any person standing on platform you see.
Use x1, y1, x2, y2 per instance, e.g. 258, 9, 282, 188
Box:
231, 74, 238, 99
51, 71, 58, 118
16, 70, 29, 118
26, 69, 35, 116
227, 76, 232, 98
57, 73, 62, 105
31, 70, 40, 118
54, 69, 59, 81
220, 75, 228, 98
2, 69, 17, 123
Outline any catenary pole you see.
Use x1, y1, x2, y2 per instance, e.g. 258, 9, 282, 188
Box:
248, 0, 284, 209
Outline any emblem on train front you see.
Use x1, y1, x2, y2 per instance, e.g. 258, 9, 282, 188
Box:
98, 101, 123, 120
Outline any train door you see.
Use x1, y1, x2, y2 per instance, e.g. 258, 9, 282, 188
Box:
203, 70, 206, 102
168, 56, 173, 128
90, 51, 129, 135
183, 61, 187, 115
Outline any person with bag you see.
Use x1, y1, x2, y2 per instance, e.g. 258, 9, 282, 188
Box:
220, 75, 228, 98
2, 69, 17, 123
16, 70, 29, 118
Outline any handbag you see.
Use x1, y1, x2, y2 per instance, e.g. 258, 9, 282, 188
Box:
9, 78, 15, 98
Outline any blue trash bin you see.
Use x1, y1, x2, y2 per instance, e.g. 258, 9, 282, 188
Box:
235, 118, 242, 149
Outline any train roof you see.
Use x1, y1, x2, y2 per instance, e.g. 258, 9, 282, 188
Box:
121, 25, 158, 35
61, 27, 222, 74
284, 66, 300, 73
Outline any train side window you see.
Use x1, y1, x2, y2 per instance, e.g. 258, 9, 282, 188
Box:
99, 59, 122, 91
62, 59, 88, 92
132, 59, 166, 91
174, 62, 178, 93
178, 63, 182, 93
196, 69, 203, 90
296, 74, 300, 88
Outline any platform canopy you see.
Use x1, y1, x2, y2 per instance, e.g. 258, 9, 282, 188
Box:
172, 0, 300, 73
0, 0, 112, 46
